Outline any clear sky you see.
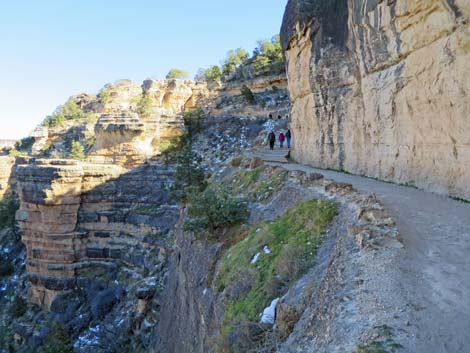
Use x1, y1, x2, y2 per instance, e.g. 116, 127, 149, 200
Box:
0, 0, 287, 139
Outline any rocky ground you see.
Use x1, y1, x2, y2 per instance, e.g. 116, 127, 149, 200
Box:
253, 149, 470, 353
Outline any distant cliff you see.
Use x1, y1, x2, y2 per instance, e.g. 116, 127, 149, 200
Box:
281, 0, 470, 200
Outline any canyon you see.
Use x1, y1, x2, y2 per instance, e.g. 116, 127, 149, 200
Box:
0, 1, 469, 353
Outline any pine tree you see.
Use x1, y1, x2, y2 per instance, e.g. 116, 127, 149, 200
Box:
41, 323, 74, 353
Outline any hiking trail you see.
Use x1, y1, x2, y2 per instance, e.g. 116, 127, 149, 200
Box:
251, 147, 470, 353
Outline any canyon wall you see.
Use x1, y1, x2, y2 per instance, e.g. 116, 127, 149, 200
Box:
281, 0, 470, 200
16, 158, 177, 309
0, 156, 16, 198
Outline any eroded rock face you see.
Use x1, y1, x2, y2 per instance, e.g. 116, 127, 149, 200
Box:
281, 0, 470, 200
16, 158, 177, 309
212, 74, 291, 119
0, 156, 16, 198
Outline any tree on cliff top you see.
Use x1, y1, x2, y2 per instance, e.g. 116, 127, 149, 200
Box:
166, 68, 189, 80
222, 48, 249, 77
195, 65, 222, 83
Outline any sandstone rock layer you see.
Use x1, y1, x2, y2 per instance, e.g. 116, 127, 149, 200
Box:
16, 159, 177, 308
281, 0, 470, 200
0, 156, 16, 198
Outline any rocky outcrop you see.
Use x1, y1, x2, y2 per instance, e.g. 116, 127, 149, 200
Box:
0, 140, 18, 152
281, 0, 470, 200
88, 113, 160, 167
16, 158, 177, 309
211, 74, 291, 119
0, 156, 16, 198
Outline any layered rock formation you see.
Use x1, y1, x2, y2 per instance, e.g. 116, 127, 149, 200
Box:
281, 0, 470, 200
212, 74, 290, 119
16, 158, 177, 309
0, 156, 16, 198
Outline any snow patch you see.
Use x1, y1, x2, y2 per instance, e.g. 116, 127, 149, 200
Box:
263, 246, 271, 254
260, 298, 279, 324
251, 252, 261, 264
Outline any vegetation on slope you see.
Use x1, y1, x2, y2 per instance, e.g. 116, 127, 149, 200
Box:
42, 99, 96, 128
0, 195, 19, 230
196, 35, 284, 83
223, 167, 289, 202
166, 68, 190, 80
185, 185, 249, 238
215, 199, 337, 352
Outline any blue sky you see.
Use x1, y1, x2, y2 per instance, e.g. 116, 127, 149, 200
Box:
0, 0, 287, 139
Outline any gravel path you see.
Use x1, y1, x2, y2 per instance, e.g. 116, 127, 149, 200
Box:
253, 148, 470, 352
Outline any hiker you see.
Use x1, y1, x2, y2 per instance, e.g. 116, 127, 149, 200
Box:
278, 132, 286, 148
268, 130, 276, 151
286, 129, 292, 149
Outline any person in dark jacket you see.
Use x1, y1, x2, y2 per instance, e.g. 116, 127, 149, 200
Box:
268, 130, 276, 150
286, 129, 292, 149
278, 132, 285, 148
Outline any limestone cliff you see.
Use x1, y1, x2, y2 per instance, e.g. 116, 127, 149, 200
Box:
15, 158, 176, 308
0, 156, 16, 198
281, 0, 470, 200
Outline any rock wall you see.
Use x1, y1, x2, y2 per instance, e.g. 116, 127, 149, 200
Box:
211, 74, 291, 119
16, 158, 177, 309
281, 0, 470, 200
0, 156, 16, 198
0, 140, 18, 152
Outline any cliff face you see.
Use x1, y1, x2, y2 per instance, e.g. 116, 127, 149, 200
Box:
0, 156, 16, 198
15, 158, 176, 309
281, 0, 470, 200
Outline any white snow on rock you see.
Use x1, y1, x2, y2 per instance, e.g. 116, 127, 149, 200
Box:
251, 252, 261, 264
74, 325, 101, 349
260, 298, 279, 324
263, 246, 271, 254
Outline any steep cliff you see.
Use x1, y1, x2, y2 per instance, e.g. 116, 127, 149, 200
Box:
281, 0, 470, 200
0, 156, 16, 198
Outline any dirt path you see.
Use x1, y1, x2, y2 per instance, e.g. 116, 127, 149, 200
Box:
253, 148, 470, 352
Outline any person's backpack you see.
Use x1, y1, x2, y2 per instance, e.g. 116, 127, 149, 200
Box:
268, 132, 276, 143
279, 133, 285, 141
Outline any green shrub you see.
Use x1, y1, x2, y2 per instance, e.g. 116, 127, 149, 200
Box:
183, 107, 205, 136
42, 113, 65, 128
15, 137, 35, 153
42, 99, 95, 127
0, 196, 19, 229
166, 69, 189, 80
86, 136, 96, 151
9, 296, 27, 318
170, 145, 207, 204
41, 323, 74, 353
134, 95, 153, 118
98, 87, 111, 105
241, 85, 256, 104
185, 186, 249, 234
8, 149, 27, 157
196, 65, 222, 82
69, 140, 85, 160
160, 136, 186, 164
